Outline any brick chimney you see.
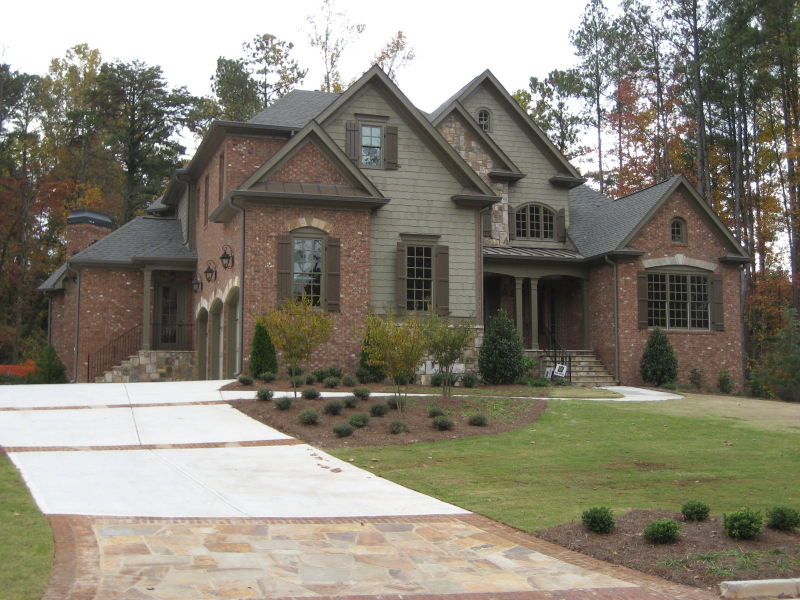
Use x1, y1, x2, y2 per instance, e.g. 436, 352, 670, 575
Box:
66, 209, 114, 257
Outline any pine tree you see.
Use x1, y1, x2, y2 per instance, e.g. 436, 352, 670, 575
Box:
478, 310, 525, 385
31, 345, 68, 384
249, 322, 278, 377
640, 327, 678, 385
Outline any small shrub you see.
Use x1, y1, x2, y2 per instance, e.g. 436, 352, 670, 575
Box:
327, 366, 343, 379
312, 369, 329, 383
776, 385, 800, 403
427, 406, 446, 418
348, 412, 370, 428
259, 371, 276, 382
31, 345, 67, 384
238, 375, 254, 386
298, 408, 320, 425
255, 388, 274, 401
389, 419, 409, 434
386, 396, 406, 410
681, 500, 710, 522
324, 399, 344, 415
304, 374, 316, 385
689, 367, 703, 389
468, 413, 488, 427
289, 375, 306, 387
643, 519, 680, 544
393, 372, 415, 386
342, 375, 357, 387
333, 422, 354, 438
553, 376, 570, 386
747, 371, 772, 399
352, 386, 371, 400
432, 415, 454, 431
723, 507, 763, 539
515, 376, 533, 385
249, 323, 278, 378
707, 387, 720, 393
528, 377, 550, 387
343, 395, 360, 408
678, 383, 694, 390
287, 365, 304, 377
661, 382, 677, 390
323, 376, 341, 389
301, 387, 320, 400
479, 309, 526, 384
461, 372, 478, 388
640, 326, 678, 386
717, 370, 735, 395
582, 506, 615, 533
356, 344, 386, 384
274, 396, 293, 411
430, 372, 445, 387
370, 402, 389, 417
766, 506, 800, 531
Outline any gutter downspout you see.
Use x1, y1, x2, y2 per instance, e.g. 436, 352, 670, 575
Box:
604, 256, 620, 385
227, 195, 245, 377
46, 295, 52, 345
66, 263, 81, 383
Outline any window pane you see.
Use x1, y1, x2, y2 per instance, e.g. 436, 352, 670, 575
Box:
530, 205, 541, 238
293, 238, 323, 306
647, 273, 667, 327
361, 125, 381, 166
542, 208, 554, 239
406, 245, 433, 311
671, 220, 684, 242
669, 274, 688, 328
516, 208, 527, 238
690, 275, 709, 329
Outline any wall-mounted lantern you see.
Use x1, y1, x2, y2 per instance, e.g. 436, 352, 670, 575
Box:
204, 260, 217, 283
191, 274, 203, 293
220, 245, 234, 270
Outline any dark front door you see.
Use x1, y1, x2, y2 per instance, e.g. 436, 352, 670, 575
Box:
154, 281, 186, 350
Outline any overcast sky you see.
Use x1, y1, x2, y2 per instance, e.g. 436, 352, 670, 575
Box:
2, 0, 591, 115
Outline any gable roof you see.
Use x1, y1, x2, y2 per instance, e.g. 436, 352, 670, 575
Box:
38, 262, 69, 291
68, 217, 196, 267
314, 65, 497, 198
428, 70, 583, 181
568, 175, 751, 260
249, 90, 340, 129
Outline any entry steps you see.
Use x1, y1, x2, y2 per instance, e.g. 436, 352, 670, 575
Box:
530, 349, 617, 387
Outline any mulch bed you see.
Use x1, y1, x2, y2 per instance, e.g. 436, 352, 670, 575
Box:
536, 509, 800, 591
223, 378, 547, 450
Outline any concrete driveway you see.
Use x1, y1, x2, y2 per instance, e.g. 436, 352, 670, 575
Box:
1, 381, 710, 600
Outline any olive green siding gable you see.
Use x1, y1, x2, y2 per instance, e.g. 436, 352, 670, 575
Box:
325, 86, 481, 317
461, 87, 571, 246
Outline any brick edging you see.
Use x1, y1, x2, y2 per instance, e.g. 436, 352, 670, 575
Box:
41, 515, 99, 600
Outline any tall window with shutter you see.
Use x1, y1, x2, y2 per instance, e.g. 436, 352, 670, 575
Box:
276, 230, 341, 312
345, 120, 399, 170
638, 270, 723, 331
396, 242, 449, 315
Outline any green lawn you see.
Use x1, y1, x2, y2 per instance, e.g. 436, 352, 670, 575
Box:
0, 455, 53, 600
332, 395, 800, 531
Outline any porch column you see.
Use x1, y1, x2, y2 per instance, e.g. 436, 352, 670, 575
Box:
530, 278, 539, 349
515, 278, 524, 340
142, 268, 152, 351
582, 277, 591, 350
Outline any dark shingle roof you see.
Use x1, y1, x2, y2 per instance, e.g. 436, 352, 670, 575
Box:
70, 217, 196, 265
38, 262, 68, 291
426, 74, 481, 123
568, 176, 680, 258
248, 90, 340, 129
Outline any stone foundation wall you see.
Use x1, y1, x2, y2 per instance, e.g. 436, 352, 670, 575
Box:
101, 350, 195, 383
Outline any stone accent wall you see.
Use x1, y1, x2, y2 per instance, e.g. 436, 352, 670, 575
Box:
614, 190, 745, 388
437, 115, 510, 246
100, 350, 195, 383
269, 143, 349, 184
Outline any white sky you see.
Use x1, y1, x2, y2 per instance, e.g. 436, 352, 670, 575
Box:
1, 0, 589, 116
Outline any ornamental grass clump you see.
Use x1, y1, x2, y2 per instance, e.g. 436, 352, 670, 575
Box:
343, 395, 359, 409
255, 388, 274, 401
643, 519, 680, 544
259, 371, 276, 382
389, 419, 409, 434
323, 376, 341, 389
342, 375, 356, 387
352, 386, 371, 400
581, 506, 615, 534
681, 499, 710, 522
432, 415, 454, 431
427, 406, 446, 418
274, 396, 293, 411
766, 506, 800, 531
370, 402, 389, 417
461, 372, 478, 388
298, 408, 320, 425
723, 507, 763, 540
333, 422, 354, 438
301, 387, 320, 400
324, 399, 343, 415
348, 412, 370, 428
238, 375, 254, 386
468, 413, 488, 427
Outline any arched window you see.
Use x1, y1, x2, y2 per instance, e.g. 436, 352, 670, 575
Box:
515, 204, 556, 240
671, 218, 687, 243
477, 109, 491, 132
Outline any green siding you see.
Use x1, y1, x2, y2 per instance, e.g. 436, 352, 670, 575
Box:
326, 86, 481, 317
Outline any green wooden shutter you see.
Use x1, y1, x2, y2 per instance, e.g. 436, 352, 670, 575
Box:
396, 242, 407, 311
326, 237, 341, 312
277, 236, 292, 304
436, 245, 450, 316
346, 122, 359, 164
712, 273, 724, 330
638, 271, 648, 329
507, 205, 516, 240
482, 211, 492, 238
557, 208, 566, 242
385, 125, 398, 170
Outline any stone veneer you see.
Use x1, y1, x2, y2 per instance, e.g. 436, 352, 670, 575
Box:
100, 350, 195, 383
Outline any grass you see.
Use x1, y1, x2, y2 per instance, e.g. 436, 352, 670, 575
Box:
0, 455, 53, 600
331, 395, 800, 531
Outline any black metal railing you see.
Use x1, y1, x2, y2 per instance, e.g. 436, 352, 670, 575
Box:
541, 325, 572, 383
151, 322, 195, 351
87, 323, 143, 382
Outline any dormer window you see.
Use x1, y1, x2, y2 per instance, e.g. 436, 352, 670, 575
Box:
516, 204, 555, 240
477, 109, 491, 132
671, 218, 687, 243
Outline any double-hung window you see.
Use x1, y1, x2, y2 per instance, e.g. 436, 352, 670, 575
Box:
406, 245, 433, 311
277, 231, 341, 312
646, 273, 710, 330
396, 241, 449, 315
292, 236, 324, 306
361, 125, 382, 167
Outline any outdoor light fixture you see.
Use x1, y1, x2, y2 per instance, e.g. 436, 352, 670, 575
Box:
191, 273, 203, 293
204, 260, 217, 283
220, 245, 234, 270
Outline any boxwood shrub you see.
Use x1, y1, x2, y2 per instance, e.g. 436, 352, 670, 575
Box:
581, 506, 615, 533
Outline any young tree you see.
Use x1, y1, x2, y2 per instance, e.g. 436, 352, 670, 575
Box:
249, 321, 278, 377
364, 311, 428, 414
372, 31, 415, 83
258, 294, 332, 397
243, 34, 307, 108
640, 326, 678, 385
307, 0, 365, 93
478, 310, 526, 385
426, 314, 474, 398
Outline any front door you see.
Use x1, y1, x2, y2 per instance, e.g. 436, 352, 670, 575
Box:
538, 282, 558, 348
155, 281, 186, 350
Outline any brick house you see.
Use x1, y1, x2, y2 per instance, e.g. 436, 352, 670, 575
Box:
40, 66, 751, 386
